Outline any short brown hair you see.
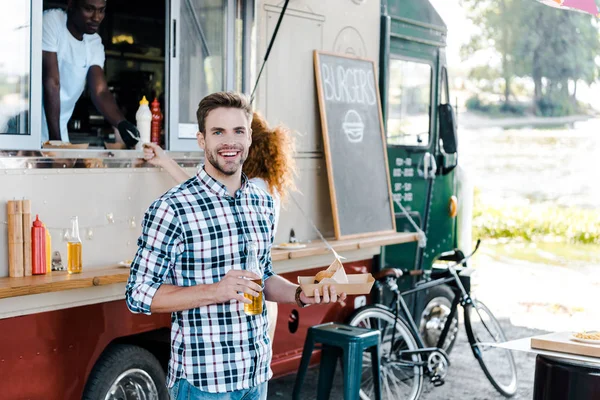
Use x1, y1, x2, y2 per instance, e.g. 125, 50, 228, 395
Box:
196, 91, 253, 134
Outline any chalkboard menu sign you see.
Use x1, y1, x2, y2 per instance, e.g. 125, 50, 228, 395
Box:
314, 51, 396, 239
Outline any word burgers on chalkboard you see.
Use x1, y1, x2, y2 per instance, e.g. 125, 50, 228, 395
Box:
314, 51, 396, 239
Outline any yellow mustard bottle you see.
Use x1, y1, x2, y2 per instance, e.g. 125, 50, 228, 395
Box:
43, 224, 52, 274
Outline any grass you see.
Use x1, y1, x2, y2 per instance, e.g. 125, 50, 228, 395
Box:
472, 198, 600, 265
481, 241, 600, 266
473, 203, 600, 245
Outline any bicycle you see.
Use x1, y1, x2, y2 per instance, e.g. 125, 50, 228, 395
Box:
347, 240, 518, 400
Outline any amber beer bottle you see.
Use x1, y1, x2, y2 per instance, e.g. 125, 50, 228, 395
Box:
67, 216, 82, 274
244, 241, 263, 315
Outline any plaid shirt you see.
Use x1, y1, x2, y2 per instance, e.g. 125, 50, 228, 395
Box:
126, 166, 276, 393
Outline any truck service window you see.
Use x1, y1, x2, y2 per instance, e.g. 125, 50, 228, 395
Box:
387, 59, 432, 147
37, 0, 167, 149
0, 3, 31, 135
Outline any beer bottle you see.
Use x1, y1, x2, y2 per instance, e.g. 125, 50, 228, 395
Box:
244, 241, 263, 315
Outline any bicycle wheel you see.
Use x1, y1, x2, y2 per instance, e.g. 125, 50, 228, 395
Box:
348, 305, 424, 400
464, 300, 518, 397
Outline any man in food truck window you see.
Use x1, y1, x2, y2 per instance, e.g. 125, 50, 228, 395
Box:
41, 0, 139, 147
126, 92, 346, 398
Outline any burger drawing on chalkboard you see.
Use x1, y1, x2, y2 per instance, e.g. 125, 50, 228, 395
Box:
342, 109, 364, 143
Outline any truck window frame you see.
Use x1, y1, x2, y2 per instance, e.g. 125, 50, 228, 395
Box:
385, 55, 434, 150
0, 0, 43, 150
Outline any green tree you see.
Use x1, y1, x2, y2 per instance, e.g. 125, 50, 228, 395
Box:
462, 0, 600, 116
513, 4, 600, 115
460, 0, 526, 106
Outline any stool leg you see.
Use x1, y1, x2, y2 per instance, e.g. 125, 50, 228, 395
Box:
317, 345, 339, 400
343, 345, 364, 400
370, 344, 382, 400
293, 330, 315, 400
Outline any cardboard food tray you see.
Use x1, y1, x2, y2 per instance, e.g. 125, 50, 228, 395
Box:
531, 332, 600, 358
298, 273, 374, 296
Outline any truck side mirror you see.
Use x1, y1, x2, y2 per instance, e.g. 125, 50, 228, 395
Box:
438, 103, 458, 174
438, 103, 457, 154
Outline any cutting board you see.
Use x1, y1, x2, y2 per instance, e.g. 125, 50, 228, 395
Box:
531, 332, 600, 358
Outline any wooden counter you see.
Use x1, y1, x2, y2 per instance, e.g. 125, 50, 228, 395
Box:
0, 232, 417, 300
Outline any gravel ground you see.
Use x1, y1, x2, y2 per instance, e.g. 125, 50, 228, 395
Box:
268, 319, 545, 400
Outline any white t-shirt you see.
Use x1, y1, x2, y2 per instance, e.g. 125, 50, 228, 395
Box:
250, 177, 281, 236
41, 9, 105, 142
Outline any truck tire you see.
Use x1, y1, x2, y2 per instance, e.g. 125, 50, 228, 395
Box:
419, 284, 459, 354
82, 344, 169, 400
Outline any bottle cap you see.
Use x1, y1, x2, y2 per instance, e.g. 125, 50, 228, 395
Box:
33, 214, 43, 227
139, 96, 149, 106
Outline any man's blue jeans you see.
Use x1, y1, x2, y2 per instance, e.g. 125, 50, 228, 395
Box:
169, 379, 268, 400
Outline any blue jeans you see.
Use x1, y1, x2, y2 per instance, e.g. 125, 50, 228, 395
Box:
169, 379, 268, 400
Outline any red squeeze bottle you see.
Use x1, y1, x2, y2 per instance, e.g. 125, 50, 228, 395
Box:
150, 97, 163, 145
32, 215, 47, 275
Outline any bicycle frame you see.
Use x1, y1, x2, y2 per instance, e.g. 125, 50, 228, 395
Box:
382, 242, 481, 367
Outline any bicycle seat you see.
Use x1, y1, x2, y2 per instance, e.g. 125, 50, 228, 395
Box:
373, 268, 403, 281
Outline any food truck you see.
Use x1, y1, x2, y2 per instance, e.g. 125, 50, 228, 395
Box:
0, 0, 462, 398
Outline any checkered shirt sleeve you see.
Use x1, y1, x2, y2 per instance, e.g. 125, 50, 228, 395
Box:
126, 198, 183, 315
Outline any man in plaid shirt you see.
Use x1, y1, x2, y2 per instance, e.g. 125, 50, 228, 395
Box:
126, 92, 346, 399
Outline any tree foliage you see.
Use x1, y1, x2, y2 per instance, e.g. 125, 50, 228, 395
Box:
461, 0, 600, 115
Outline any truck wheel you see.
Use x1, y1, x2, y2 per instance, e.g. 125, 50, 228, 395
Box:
419, 284, 459, 354
82, 344, 169, 400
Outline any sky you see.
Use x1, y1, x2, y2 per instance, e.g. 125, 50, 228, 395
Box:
429, 0, 471, 67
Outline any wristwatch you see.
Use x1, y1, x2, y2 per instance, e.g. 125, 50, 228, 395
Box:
295, 286, 308, 308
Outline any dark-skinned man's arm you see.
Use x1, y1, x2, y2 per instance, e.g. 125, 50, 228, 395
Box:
87, 66, 140, 148
42, 51, 62, 141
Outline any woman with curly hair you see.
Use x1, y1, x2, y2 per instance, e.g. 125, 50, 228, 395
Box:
143, 111, 296, 232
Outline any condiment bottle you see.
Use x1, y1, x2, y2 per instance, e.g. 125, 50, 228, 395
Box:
135, 96, 152, 149
67, 216, 83, 274
31, 215, 47, 275
150, 97, 163, 145
43, 223, 52, 274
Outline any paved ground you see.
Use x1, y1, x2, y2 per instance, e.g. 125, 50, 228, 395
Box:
268, 253, 599, 399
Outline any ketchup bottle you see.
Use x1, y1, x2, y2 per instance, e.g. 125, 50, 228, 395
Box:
32, 215, 47, 275
150, 97, 163, 145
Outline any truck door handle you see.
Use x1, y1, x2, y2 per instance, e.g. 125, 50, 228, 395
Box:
419, 152, 437, 180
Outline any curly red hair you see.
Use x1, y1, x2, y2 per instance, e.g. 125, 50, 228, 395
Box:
242, 112, 296, 200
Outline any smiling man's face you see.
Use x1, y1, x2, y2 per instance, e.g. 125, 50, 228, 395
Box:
198, 107, 252, 177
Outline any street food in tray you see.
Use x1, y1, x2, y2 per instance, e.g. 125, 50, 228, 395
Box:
313, 258, 347, 284
570, 331, 600, 345
298, 258, 374, 296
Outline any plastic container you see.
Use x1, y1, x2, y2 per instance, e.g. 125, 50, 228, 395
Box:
135, 96, 151, 150
31, 215, 47, 275
151, 97, 163, 145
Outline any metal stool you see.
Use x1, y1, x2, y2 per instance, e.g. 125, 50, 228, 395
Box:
293, 322, 382, 400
